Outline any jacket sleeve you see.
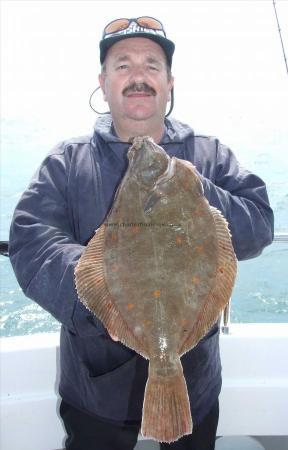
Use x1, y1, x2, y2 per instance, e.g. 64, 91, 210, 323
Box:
198, 141, 274, 261
9, 145, 105, 337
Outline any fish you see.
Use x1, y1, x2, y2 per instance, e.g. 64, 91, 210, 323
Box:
75, 136, 237, 443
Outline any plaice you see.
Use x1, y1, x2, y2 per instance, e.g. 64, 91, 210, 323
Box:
75, 136, 237, 443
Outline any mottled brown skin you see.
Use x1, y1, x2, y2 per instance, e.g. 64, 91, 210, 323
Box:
75, 137, 237, 443
105, 139, 218, 353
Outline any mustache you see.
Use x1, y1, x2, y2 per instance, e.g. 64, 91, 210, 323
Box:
123, 82, 156, 96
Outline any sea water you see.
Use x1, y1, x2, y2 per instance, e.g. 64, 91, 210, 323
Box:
1, 118, 288, 337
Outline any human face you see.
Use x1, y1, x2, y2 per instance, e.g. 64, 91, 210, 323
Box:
99, 38, 174, 125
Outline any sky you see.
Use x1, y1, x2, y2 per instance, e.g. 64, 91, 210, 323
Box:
1, 0, 288, 158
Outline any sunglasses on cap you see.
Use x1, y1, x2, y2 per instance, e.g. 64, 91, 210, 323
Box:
102, 16, 167, 39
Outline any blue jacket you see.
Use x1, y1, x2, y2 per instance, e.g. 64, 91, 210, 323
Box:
9, 115, 274, 425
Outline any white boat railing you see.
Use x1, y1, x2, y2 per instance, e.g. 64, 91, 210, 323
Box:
273, 232, 288, 243
1, 232, 287, 254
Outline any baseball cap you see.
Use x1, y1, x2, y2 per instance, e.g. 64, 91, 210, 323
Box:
99, 17, 175, 67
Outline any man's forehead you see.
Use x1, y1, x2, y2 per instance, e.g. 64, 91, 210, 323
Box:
106, 37, 167, 62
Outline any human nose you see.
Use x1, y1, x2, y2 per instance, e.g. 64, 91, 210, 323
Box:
129, 65, 146, 82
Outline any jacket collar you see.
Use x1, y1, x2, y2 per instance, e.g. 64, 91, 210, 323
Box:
92, 114, 194, 145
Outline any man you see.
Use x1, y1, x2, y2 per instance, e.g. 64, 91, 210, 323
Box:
9, 16, 273, 450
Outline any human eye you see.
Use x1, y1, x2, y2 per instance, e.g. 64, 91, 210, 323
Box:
116, 63, 129, 71
147, 61, 160, 72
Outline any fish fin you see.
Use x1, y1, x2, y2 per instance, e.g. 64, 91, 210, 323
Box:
180, 207, 237, 355
75, 225, 149, 358
141, 357, 192, 443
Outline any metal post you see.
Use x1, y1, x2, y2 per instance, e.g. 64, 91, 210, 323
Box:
222, 299, 231, 334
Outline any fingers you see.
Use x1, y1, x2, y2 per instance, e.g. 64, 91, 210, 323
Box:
109, 333, 119, 342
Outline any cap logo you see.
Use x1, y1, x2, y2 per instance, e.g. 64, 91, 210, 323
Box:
103, 21, 166, 40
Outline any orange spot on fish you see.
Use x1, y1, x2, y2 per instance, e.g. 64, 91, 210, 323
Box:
183, 179, 190, 191
143, 320, 152, 327
131, 226, 140, 233
153, 290, 161, 298
110, 233, 118, 241
195, 245, 204, 253
176, 236, 183, 245
181, 318, 188, 326
192, 276, 200, 285
111, 264, 119, 272
195, 209, 204, 217
219, 267, 224, 274
107, 302, 113, 310
127, 303, 135, 310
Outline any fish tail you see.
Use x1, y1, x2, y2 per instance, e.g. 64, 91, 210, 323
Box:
141, 358, 192, 443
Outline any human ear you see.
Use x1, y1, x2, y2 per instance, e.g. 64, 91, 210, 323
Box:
168, 76, 174, 101
98, 73, 108, 102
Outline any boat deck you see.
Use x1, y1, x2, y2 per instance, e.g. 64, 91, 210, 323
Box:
1, 323, 288, 450
53, 435, 288, 450
136, 436, 288, 450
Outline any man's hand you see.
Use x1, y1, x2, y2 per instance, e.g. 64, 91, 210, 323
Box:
109, 333, 119, 342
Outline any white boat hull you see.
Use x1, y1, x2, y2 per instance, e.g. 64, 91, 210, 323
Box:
1, 323, 288, 450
